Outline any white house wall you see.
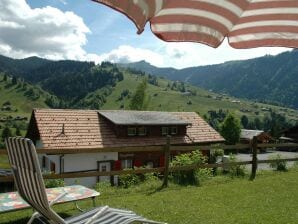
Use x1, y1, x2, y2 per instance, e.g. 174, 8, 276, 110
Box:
46, 155, 62, 173
63, 152, 118, 187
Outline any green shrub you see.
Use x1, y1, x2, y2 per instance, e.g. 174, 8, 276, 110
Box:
209, 148, 224, 174
44, 178, 64, 188
269, 154, 287, 171
227, 154, 246, 177
94, 181, 116, 195
170, 150, 212, 186
119, 170, 141, 188
141, 171, 159, 182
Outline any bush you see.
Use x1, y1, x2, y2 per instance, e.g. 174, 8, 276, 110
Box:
119, 170, 141, 188
269, 154, 287, 171
170, 150, 212, 186
94, 181, 115, 195
44, 178, 64, 188
226, 154, 246, 177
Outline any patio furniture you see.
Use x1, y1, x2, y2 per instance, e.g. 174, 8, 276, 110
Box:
0, 185, 99, 213
5, 137, 165, 224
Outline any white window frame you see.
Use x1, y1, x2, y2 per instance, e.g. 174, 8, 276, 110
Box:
138, 126, 147, 136
161, 127, 168, 136
171, 126, 178, 135
127, 127, 136, 136
121, 159, 133, 169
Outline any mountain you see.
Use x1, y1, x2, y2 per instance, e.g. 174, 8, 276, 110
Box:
121, 50, 298, 109
0, 56, 123, 103
1, 55, 297, 122
1, 56, 298, 149
0, 55, 50, 76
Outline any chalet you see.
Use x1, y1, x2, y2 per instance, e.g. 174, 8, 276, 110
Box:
26, 109, 224, 187
240, 129, 274, 144
282, 126, 298, 142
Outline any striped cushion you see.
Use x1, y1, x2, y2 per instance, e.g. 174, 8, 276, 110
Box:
65, 206, 163, 224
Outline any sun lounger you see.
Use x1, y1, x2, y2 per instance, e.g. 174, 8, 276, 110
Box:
0, 185, 99, 213
5, 137, 166, 224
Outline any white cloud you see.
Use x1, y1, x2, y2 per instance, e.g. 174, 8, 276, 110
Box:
98, 45, 164, 66
0, 0, 90, 60
156, 40, 290, 68
96, 41, 291, 69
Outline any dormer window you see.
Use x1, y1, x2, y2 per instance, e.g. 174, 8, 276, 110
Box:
127, 127, 136, 136
138, 126, 147, 136
171, 126, 178, 135
99, 111, 189, 138
161, 127, 168, 136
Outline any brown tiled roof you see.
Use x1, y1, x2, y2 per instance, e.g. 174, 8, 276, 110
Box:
30, 109, 224, 150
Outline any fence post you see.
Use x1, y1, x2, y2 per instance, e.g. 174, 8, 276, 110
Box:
250, 136, 258, 181
162, 135, 171, 188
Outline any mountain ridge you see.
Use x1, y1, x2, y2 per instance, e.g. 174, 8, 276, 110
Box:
120, 50, 298, 109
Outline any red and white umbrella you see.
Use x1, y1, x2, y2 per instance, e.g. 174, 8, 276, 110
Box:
92, 0, 298, 48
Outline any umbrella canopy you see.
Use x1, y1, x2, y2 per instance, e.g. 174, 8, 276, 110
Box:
92, 0, 298, 48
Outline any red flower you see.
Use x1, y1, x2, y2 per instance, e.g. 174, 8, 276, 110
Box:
113, 160, 121, 170
134, 160, 142, 168
159, 156, 165, 167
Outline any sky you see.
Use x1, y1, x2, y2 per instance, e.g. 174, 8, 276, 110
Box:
0, 0, 292, 69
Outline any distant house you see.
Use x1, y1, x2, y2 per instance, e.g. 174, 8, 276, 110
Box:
26, 109, 224, 187
240, 129, 273, 144
282, 126, 298, 142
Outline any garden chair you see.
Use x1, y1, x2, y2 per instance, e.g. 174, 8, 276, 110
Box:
5, 137, 165, 224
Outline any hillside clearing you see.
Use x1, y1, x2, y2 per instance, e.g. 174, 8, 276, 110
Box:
102, 72, 298, 122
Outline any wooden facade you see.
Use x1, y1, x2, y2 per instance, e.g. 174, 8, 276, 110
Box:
103, 116, 187, 138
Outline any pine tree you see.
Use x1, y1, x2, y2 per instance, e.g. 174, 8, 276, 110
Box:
1, 127, 12, 140
3, 74, 7, 82
241, 115, 249, 128
12, 76, 17, 85
220, 113, 241, 145
16, 127, 22, 136
129, 79, 147, 110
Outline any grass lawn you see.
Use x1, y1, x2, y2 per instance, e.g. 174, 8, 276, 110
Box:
0, 154, 9, 169
1, 169, 297, 224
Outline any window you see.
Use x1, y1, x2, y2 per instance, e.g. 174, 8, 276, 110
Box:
146, 161, 154, 168
127, 127, 136, 136
121, 159, 133, 169
101, 165, 107, 172
171, 126, 178, 135
161, 127, 168, 136
138, 126, 147, 136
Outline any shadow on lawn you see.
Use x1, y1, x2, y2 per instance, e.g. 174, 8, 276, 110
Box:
3, 212, 73, 224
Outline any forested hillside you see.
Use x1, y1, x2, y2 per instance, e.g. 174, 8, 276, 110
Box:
0, 56, 124, 106
122, 50, 298, 109
1, 56, 298, 148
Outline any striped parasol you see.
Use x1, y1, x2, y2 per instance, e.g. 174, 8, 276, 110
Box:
92, 0, 298, 48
